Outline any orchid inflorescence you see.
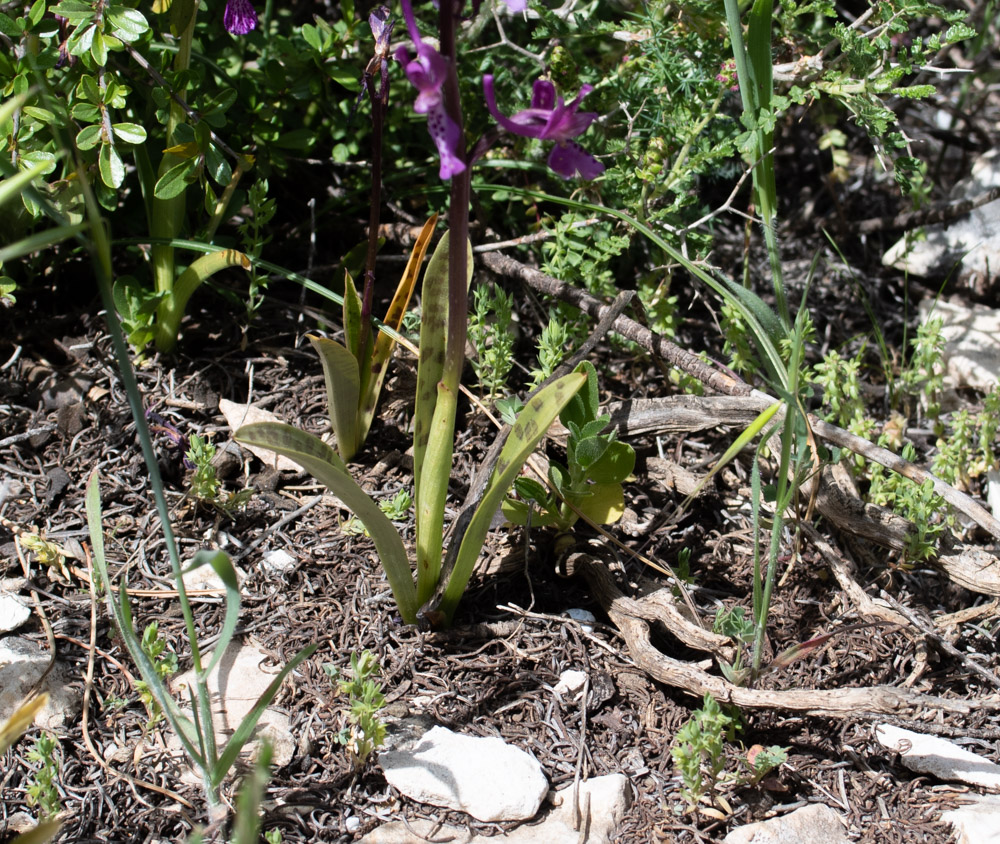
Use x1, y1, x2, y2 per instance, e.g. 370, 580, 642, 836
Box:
224, 0, 605, 181
394, 0, 604, 182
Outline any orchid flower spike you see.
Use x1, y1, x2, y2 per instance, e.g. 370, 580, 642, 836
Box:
224, 0, 257, 34
483, 75, 604, 180
395, 0, 465, 180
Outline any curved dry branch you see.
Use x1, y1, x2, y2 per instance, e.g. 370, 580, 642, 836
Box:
569, 550, 992, 718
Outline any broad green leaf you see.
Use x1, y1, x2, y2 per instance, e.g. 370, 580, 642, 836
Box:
76, 124, 103, 150
358, 213, 437, 446
438, 370, 587, 624
574, 482, 625, 525
234, 423, 417, 622
90, 27, 107, 65
560, 361, 599, 429
28, 0, 46, 26
309, 335, 361, 462
106, 6, 149, 38
588, 440, 635, 485
574, 435, 611, 470
22, 106, 55, 123
415, 381, 457, 604
112, 122, 147, 144
343, 270, 362, 362
153, 156, 197, 199
412, 230, 472, 496
203, 143, 230, 186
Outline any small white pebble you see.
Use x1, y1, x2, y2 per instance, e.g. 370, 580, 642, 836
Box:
345, 816, 360, 833
262, 549, 296, 574
553, 669, 588, 697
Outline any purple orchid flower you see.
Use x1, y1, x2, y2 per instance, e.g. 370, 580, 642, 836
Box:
483, 74, 604, 180
224, 0, 257, 34
395, 0, 465, 180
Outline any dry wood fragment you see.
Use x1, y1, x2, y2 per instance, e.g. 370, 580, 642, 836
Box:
569, 549, 992, 717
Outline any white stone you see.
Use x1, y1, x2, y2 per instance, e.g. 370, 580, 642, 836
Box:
723, 803, 849, 843
262, 549, 296, 575
219, 399, 299, 472
918, 299, 1000, 392
0, 636, 77, 729
167, 640, 296, 774
378, 725, 548, 822
942, 794, 1000, 844
884, 149, 1000, 284
181, 561, 246, 594
876, 724, 1000, 789
360, 774, 630, 844
553, 670, 588, 697
988, 468, 1000, 519
0, 593, 30, 633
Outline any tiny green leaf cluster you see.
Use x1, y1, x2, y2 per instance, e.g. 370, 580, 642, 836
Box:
325, 651, 387, 771
469, 284, 515, 399
671, 693, 787, 813
25, 731, 62, 820
134, 621, 179, 728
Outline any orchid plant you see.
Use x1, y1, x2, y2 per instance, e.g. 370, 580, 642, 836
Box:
235, 0, 607, 627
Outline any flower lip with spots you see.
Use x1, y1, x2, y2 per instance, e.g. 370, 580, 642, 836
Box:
482, 75, 604, 180
395, 0, 465, 180
223, 0, 257, 34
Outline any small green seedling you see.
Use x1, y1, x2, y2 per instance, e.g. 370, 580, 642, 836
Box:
344, 487, 412, 536
26, 731, 62, 820
187, 434, 221, 502
185, 434, 253, 515
134, 621, 178, 728
503, 361, 635, 530
324, 651, 387, 771
671, 693, 787, 815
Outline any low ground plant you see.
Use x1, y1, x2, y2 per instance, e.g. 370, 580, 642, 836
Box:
325, 650, 388, 771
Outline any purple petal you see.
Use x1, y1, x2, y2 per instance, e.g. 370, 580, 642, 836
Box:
530, 79, 556, 111
502, 0, 529, 9
400, 0, 422, 47
426, 104, 466, 180
405, 45, 449, 113
483, 75, 546, 139
541, 104, 598, 142
223, 0, 257, 34
547, 142, 604, 180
